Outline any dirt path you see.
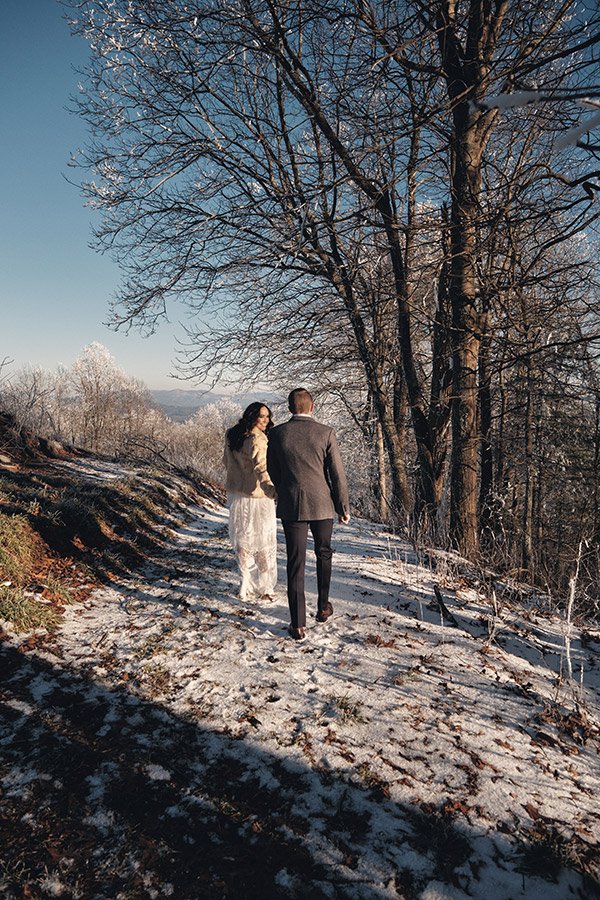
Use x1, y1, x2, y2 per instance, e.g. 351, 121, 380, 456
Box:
1, 492, 599, 899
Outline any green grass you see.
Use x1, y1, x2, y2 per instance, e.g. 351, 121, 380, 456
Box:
45, 574, 78, 605
516, 821, 597, 882
0, 585, 61, 632
0, 513, 35, 586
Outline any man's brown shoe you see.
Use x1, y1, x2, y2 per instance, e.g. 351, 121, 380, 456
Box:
316, 603, 333, 623
288, 625, 306, 641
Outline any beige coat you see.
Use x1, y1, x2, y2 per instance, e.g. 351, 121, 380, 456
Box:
223, 428, 276, 499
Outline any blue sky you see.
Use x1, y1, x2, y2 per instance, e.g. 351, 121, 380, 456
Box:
1, 0, 187, 390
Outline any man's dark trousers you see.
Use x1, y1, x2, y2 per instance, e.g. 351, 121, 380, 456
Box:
282, 519, 333, 628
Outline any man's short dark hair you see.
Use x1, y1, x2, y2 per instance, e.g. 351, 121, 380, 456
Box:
288, 388, 314, 414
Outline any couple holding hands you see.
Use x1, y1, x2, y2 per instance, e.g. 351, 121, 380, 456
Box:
223, 388, 350, 641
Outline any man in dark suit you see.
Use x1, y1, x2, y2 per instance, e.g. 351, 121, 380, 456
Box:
267, 388, 350, 640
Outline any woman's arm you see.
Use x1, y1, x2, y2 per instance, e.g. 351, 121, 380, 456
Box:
250, 434, 277, 499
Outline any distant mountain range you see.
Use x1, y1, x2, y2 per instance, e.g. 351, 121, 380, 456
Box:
150, 389, 281, 422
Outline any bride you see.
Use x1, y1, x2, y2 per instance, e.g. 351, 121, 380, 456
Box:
223, 402, 277, 600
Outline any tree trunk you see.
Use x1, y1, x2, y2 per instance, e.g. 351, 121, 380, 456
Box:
522, 353, 535, 576
375, 420, 388, 523
429, 205, 453, 515
448, 128, 482, 555
325, 257, 412, 518
436, 0, 508, 555
594, 396, 600, 542
372, 382, 412, 517
377, 193, 437, 521
478, 328, 494, 536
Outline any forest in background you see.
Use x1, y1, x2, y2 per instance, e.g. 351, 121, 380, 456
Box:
0, 345, 241, 484
0, 343, 382, 516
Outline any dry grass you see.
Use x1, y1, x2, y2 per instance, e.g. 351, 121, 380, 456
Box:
0, 457, 215, 634
0, 513, 36, 586
0, 585, 61, 631
330, 694, 366, 724
516, 821, 599, 884
44, 573, 79, 605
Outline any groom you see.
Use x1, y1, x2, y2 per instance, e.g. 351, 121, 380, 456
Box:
267, 388, 350, 640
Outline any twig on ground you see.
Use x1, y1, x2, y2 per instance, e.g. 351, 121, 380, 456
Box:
432, 584, 459, 628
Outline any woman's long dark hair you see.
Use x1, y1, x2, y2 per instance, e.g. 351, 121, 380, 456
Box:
226, 402, 273, 452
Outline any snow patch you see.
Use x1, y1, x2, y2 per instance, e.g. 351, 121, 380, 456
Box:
145, 764, 171, 781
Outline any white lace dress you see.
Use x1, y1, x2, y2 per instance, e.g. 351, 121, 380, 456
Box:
227, 492, 277, 598
224, 429, 277, 599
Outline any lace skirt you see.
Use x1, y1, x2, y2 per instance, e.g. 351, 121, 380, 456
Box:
227, 492, 277, 598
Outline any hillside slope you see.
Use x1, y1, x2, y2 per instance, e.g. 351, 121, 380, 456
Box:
1, 458, 599, 899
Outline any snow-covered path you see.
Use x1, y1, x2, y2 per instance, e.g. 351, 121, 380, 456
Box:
1, 494, 599, 899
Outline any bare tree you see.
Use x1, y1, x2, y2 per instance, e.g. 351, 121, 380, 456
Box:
66, 0, 600, 557
0, 356, 12, 391
2, 366, 58, 435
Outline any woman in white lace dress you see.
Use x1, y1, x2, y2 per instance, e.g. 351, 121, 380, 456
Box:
223, 403, 277, 600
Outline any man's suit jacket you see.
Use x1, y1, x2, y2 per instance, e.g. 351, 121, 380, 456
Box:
267, 416, 350, 521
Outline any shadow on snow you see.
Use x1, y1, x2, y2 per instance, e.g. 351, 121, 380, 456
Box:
1, 642, 597, 900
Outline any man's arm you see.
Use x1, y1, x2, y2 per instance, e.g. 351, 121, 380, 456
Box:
326, 429, 350, 520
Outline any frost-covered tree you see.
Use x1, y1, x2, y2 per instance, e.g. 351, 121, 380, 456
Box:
163, 399, 243, 480
70, 343, 123, 451
0, 342, 245, 482
69, 343, 155, 453
1, 365, 57, 435
0, 356, 12, 392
